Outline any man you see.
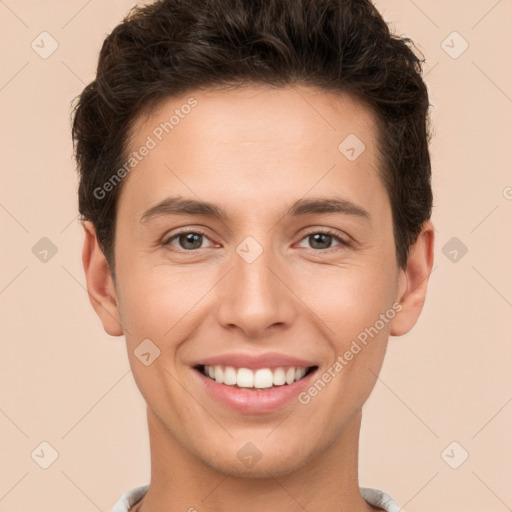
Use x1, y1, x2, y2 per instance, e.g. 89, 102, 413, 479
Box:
72, 0, 434, 510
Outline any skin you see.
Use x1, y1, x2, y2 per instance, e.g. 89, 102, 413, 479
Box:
82, 84, 434, 512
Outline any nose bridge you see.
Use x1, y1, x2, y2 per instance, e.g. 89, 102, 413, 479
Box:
215, 237, 295, 337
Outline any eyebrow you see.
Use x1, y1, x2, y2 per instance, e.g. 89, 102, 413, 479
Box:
140, 196, 370, 224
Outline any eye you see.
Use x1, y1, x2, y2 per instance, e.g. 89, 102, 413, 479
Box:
296, 229, 349, 251
164, 230, 214, 251
163, 228, 350, 253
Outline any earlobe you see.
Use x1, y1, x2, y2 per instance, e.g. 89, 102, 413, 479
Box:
389, 220, 435, 336
81, 221, 124, 336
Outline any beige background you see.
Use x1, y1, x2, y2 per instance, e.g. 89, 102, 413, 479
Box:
1, 0, 511, 510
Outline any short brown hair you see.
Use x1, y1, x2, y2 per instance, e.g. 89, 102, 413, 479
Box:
71, 0, 432, 273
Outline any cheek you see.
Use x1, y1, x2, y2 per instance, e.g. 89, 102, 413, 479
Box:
116, 261, 202, 336
117, 250, 398, 347
294, 259, 398, 341
293, 266, 394, 423
116, 269, 194, 406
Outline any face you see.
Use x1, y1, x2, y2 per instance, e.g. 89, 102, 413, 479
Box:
104, 85, 409, 477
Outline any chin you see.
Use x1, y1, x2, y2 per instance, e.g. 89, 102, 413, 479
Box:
207, 459, 305, 480
199, 443, 313, 480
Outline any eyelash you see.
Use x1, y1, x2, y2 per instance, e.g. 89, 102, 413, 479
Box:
163, 228, 350, 253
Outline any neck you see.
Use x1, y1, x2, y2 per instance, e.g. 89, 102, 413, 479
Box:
136, 407, 377, 512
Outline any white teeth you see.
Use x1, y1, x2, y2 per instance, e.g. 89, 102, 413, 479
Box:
273, 367, 286, 385
214, 366, 224, 384
202, 365, 311, 389
237, 368, 254, 388
253, 369, 273, 388
295, 367, 307, 381
285, 367, 296, 385
223, 366, 237, 385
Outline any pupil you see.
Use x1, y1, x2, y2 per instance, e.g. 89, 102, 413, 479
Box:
310, 233, 331, 249
181, 233, 202, 249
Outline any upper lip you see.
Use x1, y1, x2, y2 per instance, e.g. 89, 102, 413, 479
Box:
191, 352, 317, 370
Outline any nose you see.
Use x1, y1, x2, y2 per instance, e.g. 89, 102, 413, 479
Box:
215, 243, 297, 339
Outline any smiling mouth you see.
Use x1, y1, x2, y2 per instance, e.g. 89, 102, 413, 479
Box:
195, 364, 318, 390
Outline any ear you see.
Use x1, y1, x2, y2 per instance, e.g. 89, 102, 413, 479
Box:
389, 220, 435, 336
81, 220, 124, 336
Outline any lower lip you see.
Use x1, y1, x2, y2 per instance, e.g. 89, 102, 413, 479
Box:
193, 367, 318, 414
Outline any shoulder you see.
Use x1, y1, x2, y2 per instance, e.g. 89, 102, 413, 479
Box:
110, 484, 149, 512
360, 487, 402, 512
109, 484, 401, 512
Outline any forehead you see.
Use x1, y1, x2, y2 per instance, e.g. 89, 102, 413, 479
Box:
130, 84, 378, 151
119, 84, 387, 222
